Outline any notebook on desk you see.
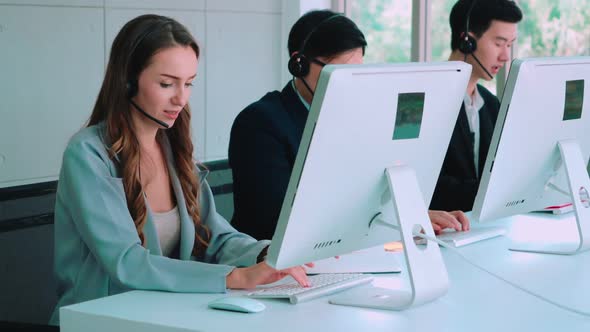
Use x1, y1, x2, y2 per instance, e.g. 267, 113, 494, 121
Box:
306, 244, 402, 274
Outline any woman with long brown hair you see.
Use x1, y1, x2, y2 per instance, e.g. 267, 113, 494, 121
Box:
50, 14, 309, 326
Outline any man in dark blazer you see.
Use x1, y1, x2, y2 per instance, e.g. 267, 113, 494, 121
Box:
230, 10, 469, 240
228, 10, 366, 240
431, 0, 522, 212
228, 77, 310, 241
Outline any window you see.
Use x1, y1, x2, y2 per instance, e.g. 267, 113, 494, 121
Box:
430, 0, 455, 62
347, 0, 412, 63
516, 0, 590, 58
345, 0, 590, 95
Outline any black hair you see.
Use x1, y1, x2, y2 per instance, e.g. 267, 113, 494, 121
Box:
450, 0, 522, 51
288, 9, 367, 59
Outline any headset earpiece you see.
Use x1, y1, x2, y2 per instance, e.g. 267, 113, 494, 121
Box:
126, 18, 173, 99
127, 80, 138, 98
459, 0, 479, 55
288, 53, 310, 77
288, 13, 342, 78
458, 32, 477, 54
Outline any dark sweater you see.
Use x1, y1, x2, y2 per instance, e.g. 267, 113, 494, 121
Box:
430, 84, 500, 212
228, 82, 308, 240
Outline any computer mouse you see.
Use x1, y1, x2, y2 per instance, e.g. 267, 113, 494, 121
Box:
207, 297, 266, 313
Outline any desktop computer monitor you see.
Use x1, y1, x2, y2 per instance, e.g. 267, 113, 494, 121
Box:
265, 62, 471, 309
472, 56, 590, 255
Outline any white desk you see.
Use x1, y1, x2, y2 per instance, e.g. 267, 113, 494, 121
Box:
60, 214, 590, 332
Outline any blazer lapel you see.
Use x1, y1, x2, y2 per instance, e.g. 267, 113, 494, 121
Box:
99, 122, 165, 256
161, 138, 196, 261
478, 107, 494, 177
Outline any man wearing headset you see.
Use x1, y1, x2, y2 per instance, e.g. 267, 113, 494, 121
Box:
431, 0, 522, 212
229, 10, 469, 241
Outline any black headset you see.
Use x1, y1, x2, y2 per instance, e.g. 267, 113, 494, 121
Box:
287, 14, 342, 78
126, 17, 175, 128
126, 18, 174, 98
458, 0, 493, 79
458, 0, 479, 55
126, 80, 139, 99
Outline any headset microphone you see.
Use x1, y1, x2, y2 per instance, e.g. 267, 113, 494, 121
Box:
470, 52, 494, 80
125, 18, 174, 129
459, 0, 494, 80
129, 98, 170, 129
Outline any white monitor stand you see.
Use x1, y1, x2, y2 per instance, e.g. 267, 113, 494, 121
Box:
265, 62, 472, 309
509, 139, 590, 255
329, 165, 449, 310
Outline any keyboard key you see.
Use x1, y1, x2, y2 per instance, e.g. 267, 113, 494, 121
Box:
247, 273, 373, 304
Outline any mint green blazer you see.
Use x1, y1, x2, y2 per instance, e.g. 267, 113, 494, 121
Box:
50, 124, 269, 325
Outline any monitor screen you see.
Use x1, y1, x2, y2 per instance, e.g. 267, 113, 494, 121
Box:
266, 62, 471, 269
473, 57, 590, 221
393, 92, 425, 140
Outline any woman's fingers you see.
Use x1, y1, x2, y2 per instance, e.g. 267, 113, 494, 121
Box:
285, 266, 310, 287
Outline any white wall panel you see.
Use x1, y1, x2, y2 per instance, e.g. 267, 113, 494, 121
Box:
105, 9, 207, 160
0, 1, 100, 6
0, 0, 290, 187
300, 0, 332, 13
104, 0, 204, 10
205, 12, 282, 160
206, 0, 280, 13
0, 6, 103, 187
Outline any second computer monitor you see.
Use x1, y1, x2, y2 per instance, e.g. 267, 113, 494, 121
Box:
473, 56, 590, 219
266, 62, 471, 269
472, 56, 590, 254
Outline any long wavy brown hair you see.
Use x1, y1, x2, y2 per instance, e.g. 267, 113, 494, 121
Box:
88, 14, 209, 255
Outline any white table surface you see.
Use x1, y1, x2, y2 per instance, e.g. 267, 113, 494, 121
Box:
60, 213, 590, 332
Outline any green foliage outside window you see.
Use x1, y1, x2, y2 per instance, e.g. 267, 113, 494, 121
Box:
516, 0, 590, 57
349, 0, 412, 63
353, 0, 590, 61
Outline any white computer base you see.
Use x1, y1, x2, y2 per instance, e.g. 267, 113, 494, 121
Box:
510, 139, 590, 255
329, 165, 449, 310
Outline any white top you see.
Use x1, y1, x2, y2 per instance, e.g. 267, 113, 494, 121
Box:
152, 206, 181, 257
463, 88, 484, 177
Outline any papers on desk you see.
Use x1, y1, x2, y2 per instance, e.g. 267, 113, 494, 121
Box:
536, 203, 574, 215
306, 244, 402, 274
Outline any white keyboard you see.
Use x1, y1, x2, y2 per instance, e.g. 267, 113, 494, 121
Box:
436, 226, 506, 247
247, 273, 373, 304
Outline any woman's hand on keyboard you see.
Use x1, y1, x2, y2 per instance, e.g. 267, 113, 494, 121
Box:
428, 210, 470, 235
226, 262, 315, 289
